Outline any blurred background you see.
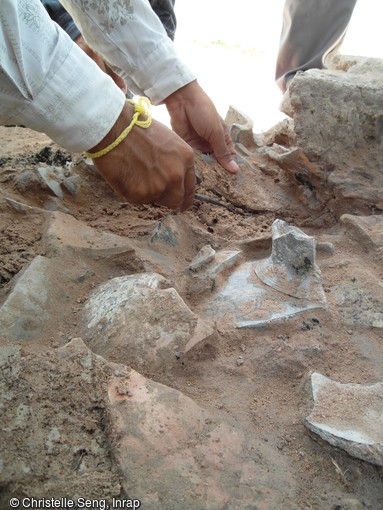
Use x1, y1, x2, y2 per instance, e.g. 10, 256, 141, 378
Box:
152, 0, 382, 133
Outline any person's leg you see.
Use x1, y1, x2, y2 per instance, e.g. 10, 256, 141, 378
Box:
276, 0, 358, 93
41, 0, 80, 40
148, 0, 177, 40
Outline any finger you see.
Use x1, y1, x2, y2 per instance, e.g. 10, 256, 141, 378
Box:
154, 170, 186, 210
156, 155, 195, 211
155, 187, 183, 210
180, 161, 196, 211
208, 122, 239, 175
222, 119, 236, 158
188, 138, 212, 153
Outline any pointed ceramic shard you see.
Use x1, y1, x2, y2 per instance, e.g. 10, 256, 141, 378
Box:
254, 219, 326, 304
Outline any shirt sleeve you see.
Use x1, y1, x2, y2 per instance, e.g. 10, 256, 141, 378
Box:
0, 0, 126, 152
60, 0, 196, 105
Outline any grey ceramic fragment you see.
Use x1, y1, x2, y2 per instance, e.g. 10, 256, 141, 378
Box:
0, 256, 52, 340
83, 273, 214, 370
37, 166, 65, 199
44, 211, 136, 257
62, 174, 80, 196
305, 372, 383, 466
5, 197, 48, 214
255, 219, 326, 303
188, 250, 242, 295
15, 170, 41, 193
341, 214, 383, 254
185, 245, 216, 272
225, 105, 255, 148
207, 261, 326, 329
150, 215, 181, 247
44, 198, 71, 214
207, 220, 327, 328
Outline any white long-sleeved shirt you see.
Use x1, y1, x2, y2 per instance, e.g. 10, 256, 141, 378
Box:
0, 0, 195, 152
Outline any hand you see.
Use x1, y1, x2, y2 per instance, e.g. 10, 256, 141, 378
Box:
88, 101, 196, 211
164, 80, 239, 174
75, 35, 127, 94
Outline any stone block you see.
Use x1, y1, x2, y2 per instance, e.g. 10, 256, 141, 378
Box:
282, 60, 383, 163
281, 57, 383, 210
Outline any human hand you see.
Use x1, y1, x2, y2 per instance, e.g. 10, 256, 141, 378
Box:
75, 35, 127, 94
164, 80, 239, 174
88, 101, 196, 211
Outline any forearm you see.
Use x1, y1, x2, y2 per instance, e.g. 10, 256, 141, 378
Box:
0, 0, 125, 152
60, 0, 196, 105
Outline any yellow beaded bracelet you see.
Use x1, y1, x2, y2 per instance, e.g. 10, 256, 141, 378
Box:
84, 96, 152, 159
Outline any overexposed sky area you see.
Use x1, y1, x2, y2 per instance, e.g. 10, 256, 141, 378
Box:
153, 0, 383, 133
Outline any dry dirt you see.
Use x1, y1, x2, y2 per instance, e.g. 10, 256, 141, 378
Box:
0, 124, 382, 509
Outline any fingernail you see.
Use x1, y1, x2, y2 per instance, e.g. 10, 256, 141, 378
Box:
228, 160, 239, 173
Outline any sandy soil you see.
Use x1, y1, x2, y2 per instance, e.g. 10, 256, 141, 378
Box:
0, 124, 382, 509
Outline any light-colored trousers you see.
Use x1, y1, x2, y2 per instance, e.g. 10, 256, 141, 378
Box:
276, 0, 358, 92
